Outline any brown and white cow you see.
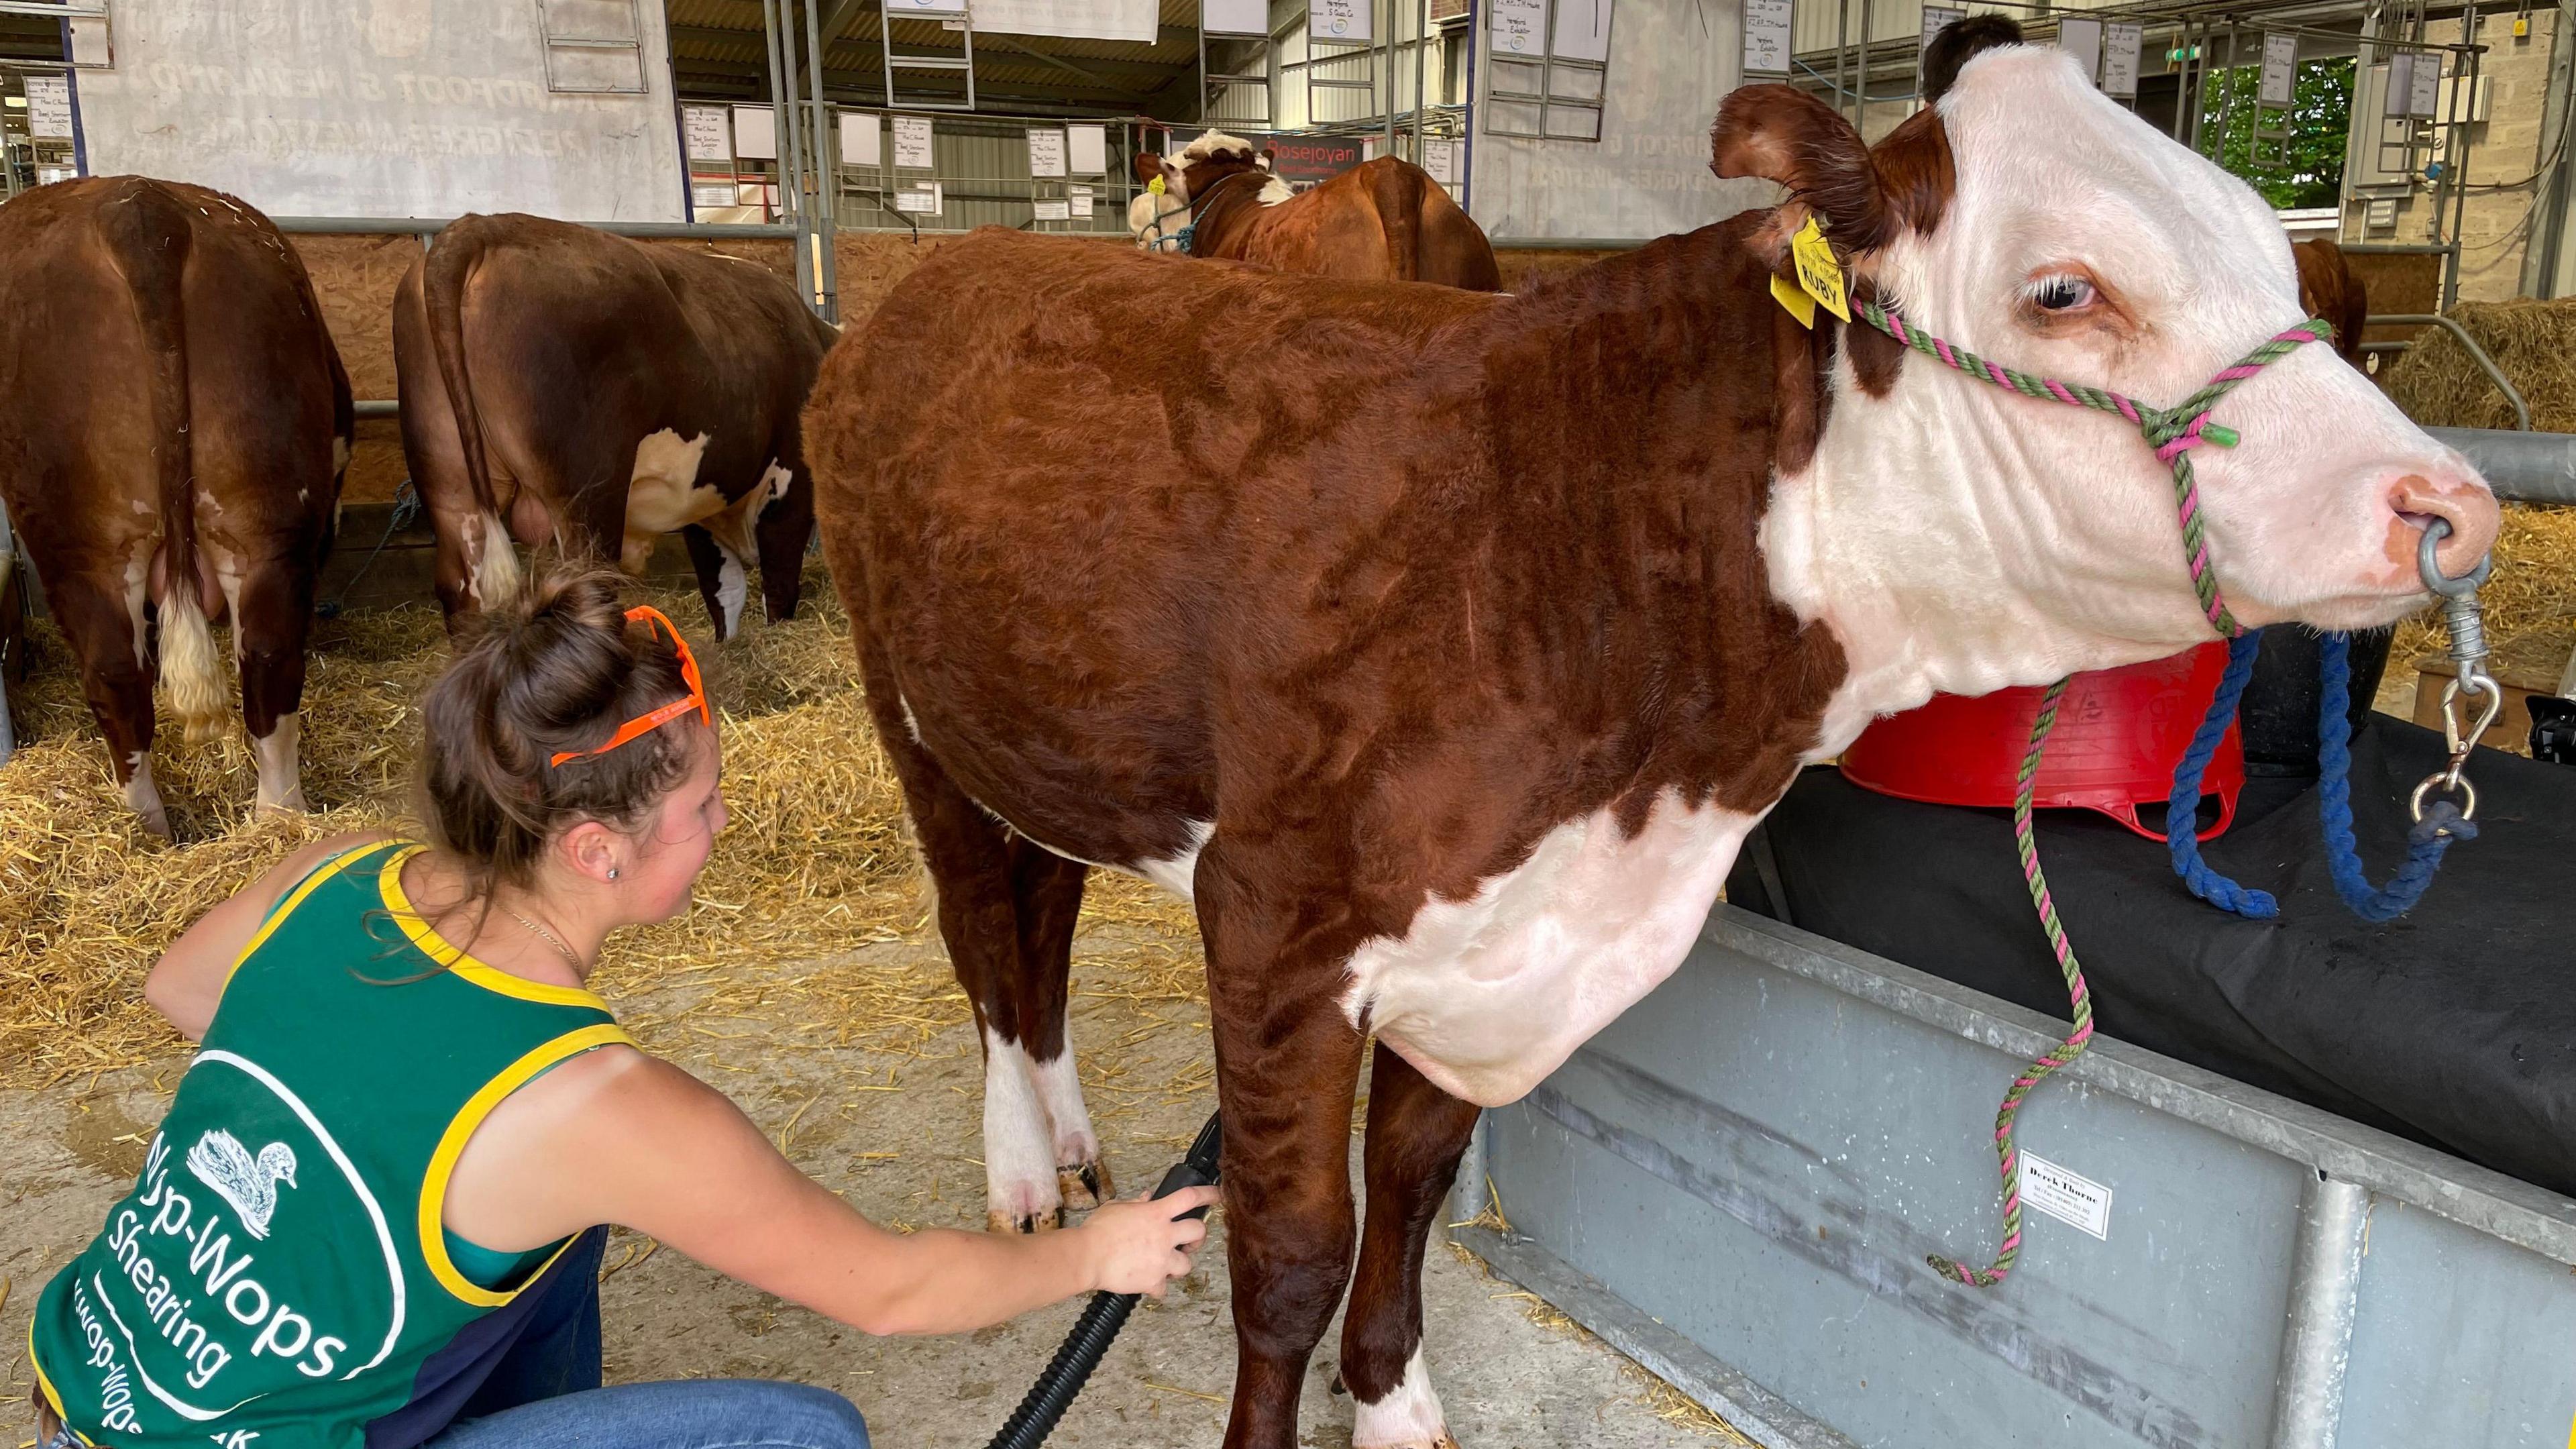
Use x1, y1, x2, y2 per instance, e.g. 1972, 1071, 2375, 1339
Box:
2294, 236, 2371, 367
0, 177, 351, 837
394, 213, 837, 639
1141, 131, 1503, 290
806, 21, 2496, 1449
1128, 152, 1189, 253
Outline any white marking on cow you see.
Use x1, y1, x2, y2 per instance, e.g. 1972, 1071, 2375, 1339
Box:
468, 511, 523, 608
1352, 1348, 1452, 1449
1181, 130, 1258, 164
712, 540, 749, 641
1256, 175, 1294, 206
252, 712, 307, 814
1340, 792, 1760, 1108
123, 753, 171, 839
1133, 819, 1213, 902
332, 436, 350, 476
622, 429, 718, 574
131, 498, 151, 515
981, 1025, 1061, 1232
894, 688, 925, 746
297, 488, 309, 504
1029, 1045, 1102, 1199
121, 539, 152, 668
205, 543, 246, 663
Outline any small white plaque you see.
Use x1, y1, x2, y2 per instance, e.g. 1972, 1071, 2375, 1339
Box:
2020, 1152, 2112, 1241
683, 103, 733, 162
1741, 0, 1793, 76
2259, 32, 2298, 108
894, 115, 936, 170
1067, 122, 1108, 175
24, 74, 72, 140
839, 111, 882, 167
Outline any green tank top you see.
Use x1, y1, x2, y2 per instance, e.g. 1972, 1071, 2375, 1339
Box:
30, 840, 633, 1449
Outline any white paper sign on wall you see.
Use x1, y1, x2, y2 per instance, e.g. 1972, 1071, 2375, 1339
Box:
2383, 55, 2415, 117
2019, 1153, 2112, 1240
1070, 191, 1095, 217
683, 103, 733, 162
2101, 23, 2143, 98
894, 115, 936, 169
1203, 0, 1267, 35
1423, 137, 1459, 184
2056, 17, 2103, 84
839, 111, 882, 166
1741, 0, 1793, 76
1489, 0, 1546, 56
1034, 198, 1071, 220
1028, 127, 1067, 178
1311, 0, 1371, 43
1918, 5, 1964, 54
22, 74, 72, 140
692, 182, 736, 209
2259, 32, 2298, 107
2408, 53, 2442, 117
1551, 0, 1613, 64
895, 181, 943, 213
1066, 123, 1108, 174
731, 105, 778, 161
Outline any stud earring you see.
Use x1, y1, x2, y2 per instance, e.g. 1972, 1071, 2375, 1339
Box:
607, 867, 620, 881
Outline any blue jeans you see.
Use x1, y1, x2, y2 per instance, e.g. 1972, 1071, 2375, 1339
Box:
419, 1379, 871, 1449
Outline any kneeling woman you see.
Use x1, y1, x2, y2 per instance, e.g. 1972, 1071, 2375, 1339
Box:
30, 570, 1214, 1449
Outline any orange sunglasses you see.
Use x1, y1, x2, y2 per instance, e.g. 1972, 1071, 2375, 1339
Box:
548, 606, 713, 768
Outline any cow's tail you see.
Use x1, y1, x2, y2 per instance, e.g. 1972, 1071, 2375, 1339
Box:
101, 179, 227, 744
1370, 159, 1427, 282
421, 221, 523, 610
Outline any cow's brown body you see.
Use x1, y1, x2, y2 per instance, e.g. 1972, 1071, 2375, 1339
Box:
810, 223, 1842, 1448
394, 214, 837, 637
1181, 155, 1502, 290
2294, 237, 2369, 367
0, 177, 350, 833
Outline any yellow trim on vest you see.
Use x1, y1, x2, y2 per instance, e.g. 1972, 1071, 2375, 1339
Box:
417, 1022, 635, 1307
376, 845, 612, 1011
223, 837, 404, 986
28, 1318, 93, 1446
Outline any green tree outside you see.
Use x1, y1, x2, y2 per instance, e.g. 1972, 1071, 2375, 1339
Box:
2195, 56, 2357, 207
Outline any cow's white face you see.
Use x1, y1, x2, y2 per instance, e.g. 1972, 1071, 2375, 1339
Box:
1878, 46, 2495, 639
1752, 46, 2498, 723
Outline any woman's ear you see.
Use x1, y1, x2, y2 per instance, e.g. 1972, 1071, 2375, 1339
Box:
558, 819, 625, 886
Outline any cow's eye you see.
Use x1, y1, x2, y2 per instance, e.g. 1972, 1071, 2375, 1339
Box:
2029, 274, 2097, 311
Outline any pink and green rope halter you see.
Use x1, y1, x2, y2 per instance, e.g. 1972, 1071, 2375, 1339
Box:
1856, 301, 2334, 640
1849, 301, 2333, 1288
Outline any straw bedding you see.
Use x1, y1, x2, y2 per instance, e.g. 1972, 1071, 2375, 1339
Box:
0, 572, 1198, 1089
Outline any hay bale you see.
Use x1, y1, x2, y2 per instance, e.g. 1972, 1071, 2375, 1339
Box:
2381, 297, 2576, 433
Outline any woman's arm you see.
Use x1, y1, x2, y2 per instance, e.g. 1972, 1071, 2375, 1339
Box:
144, 831, 394, 1041
443, 1045, 1215, 1336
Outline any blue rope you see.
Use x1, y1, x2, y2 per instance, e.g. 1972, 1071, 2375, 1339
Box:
2166, 631, 2278, 919
2166, 630, 2474, 922
2316, 631, 2476, 922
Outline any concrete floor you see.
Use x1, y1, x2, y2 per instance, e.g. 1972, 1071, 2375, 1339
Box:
1, 931, 1727, 1449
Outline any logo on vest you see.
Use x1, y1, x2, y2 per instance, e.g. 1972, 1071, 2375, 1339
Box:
186, 1130, 299, 1240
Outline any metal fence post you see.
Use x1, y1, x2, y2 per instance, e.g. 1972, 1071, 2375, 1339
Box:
2268, 1174, 2371, 1449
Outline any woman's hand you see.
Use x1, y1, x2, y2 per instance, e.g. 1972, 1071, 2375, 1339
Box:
1075, 1187, 1219, 1297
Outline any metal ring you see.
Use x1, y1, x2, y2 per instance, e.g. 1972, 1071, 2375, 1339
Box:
2416, 518, 2494, 598
2409, 771, 2479, 826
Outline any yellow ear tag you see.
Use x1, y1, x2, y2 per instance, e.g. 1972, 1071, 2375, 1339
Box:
1148, 175, 1167, 195
1770, 272, 1817, 328
1790, 216, 1851, 323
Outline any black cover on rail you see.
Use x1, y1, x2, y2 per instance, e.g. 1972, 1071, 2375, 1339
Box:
1725, 714, 2576, 1199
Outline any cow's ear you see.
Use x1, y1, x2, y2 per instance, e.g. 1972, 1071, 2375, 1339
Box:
1134, 152, 1163, 186
1921, 15, 2023, 105
1712, 85, 1896, 254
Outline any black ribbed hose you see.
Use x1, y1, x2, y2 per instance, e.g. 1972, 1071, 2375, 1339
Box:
984, 1112, 1223, 1449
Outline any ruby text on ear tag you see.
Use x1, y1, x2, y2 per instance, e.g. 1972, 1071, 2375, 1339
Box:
1790, 217, 1851, 324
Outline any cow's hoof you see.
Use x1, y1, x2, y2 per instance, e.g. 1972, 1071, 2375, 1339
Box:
1057, 1157, 1112, 1212
986, 1205, 1067, 1235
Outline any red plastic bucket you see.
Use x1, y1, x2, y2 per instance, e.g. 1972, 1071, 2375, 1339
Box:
1839, 642, 2243, 842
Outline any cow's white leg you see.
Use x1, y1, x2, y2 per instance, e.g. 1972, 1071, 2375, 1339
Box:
1031, 1044, 1110, 1211
711, 537, 750, 641
252, 711, 307, 815
123, 753, 172, 841
1353, 1350, 1456, 1449
982, 1025, 1063, 1233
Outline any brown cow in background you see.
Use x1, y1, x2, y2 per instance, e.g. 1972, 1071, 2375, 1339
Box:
2295, 237, 2370, 368
0, 176, 350, 837
1142, 131, 1502, 290
394, 214, 837, 639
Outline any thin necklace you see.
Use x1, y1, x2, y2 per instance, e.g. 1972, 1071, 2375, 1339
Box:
503, 906, 585, 972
